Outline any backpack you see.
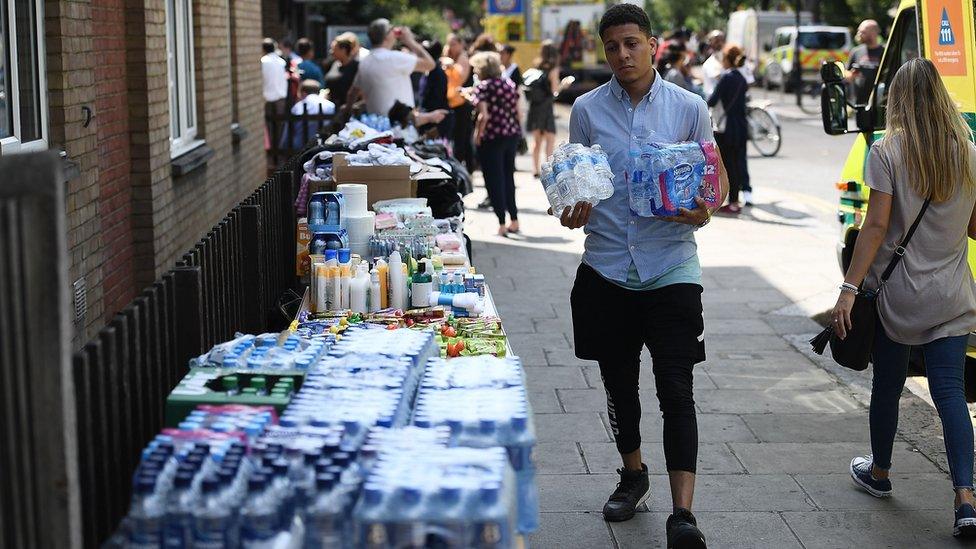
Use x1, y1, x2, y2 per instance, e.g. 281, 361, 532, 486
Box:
521, 68, 550, 104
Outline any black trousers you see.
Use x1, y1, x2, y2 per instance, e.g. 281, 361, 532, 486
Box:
477, 136, 519, 225
715, 131, 750, 203
451, 103, 475, 172
570, 264, 705, 472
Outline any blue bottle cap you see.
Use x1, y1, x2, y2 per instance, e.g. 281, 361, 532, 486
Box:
201, 477, 221, 494
331, 452, 352, 467
325, 249, 338, 261
178, 421, 199, 431
248, 474, 267, 493
512, 415, 528, 432
279, 417, 299, 428
271, 459, 289, 476
401, 487, 422, 505
314, 458, 334, 473
364, 486, 383, 504
217, 468, 235, 485
440, 486, 461, 502
156, 441, 175, 455
479, 485, 500, 504
174, 471, 194, 488
315, 473, 336, 491
304, 449, 322, 465
325, 465, 345, 477
134, 476, 156, 495
414, 418, 431, 428
480, 419, 496, 434
338, 248, 351, 263
376, 416, 393, 428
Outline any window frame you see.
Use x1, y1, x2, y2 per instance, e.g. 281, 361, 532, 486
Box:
165, 0, 202, 159
0, 0, 49, 154
870, 7, 919, 130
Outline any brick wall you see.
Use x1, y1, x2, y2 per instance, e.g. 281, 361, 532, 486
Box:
92, 0, 136, 317
46, 0, 267, 348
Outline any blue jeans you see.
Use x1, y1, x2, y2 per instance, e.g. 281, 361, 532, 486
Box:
870, 328, 973, 489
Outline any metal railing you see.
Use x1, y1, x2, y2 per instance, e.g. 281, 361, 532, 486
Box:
69, 155, 303, 547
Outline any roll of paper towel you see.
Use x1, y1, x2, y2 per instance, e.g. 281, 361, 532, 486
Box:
337, 183, 368, 216
344, 211, 376, 248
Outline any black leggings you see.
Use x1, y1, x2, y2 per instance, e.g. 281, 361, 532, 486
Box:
571, 265, 705, 473
477, 136, 519, 225
715, 132, 750, 204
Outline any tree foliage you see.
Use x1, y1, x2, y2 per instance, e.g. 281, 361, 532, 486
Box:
646, 0, 896, 35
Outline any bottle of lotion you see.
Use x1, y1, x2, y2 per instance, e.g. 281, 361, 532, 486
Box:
411, 261, 433, 308
376, 258, 389, 309
369, 267, 381, 312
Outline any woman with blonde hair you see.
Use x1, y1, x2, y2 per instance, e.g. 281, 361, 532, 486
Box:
831, 57, 976, 537
471, 51, 522, 236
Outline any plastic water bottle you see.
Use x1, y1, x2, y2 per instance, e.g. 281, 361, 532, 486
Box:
241, 475, 281, 548
163, 471, 197, 548
192, 477, 235, 548
128, 476, 165, 548
304, 473, 347, 549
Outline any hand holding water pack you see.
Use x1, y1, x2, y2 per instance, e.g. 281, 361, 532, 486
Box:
540, 143, 615, 216
629, 141, 721, 217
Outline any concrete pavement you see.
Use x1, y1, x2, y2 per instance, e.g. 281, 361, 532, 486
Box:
461, 142, 970, 546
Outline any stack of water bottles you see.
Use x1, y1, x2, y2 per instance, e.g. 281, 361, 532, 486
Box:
171, 405, 277, 444
354, 443, 517, 548
357, 114, 393, 132
629, 140, 722, 217
540, 142, 615, 216
413, 356, 539, 534
189, 332, 329, 371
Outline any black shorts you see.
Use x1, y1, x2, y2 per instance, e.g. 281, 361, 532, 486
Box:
570, 263, 706, 363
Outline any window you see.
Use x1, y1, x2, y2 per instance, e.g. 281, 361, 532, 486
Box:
873, 9, 919, 129
797, 32, 848, 50
1, 0, 48, 153
166, 0, 200, 158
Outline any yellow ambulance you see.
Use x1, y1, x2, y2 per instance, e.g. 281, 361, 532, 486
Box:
821, 0, 976, 374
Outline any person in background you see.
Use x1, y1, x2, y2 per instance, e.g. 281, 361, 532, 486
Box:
283, 79, 336, 149
659, 43, 702, 97
471, 51, 522, 237
324, 32, 360, 109
354, 19, 435, 115
261, 38, 288, 114
419, 40, 454, 139
701, 30, 725, 98
847, 19, 885, 106
500, 44, 523, 87
524, 40, 560, 177
708, 44, 751, 214
279, 38, 301, 64
469, 33, 499, 58
445, 34, 475, 173
831, 58, 976, 539
296, 38, 325, 87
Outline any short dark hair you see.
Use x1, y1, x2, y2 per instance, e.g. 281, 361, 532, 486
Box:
501, 44, 516, 54
368, 18, 392, 46
280, 38, 294, 50
262, 38, 276, 55
599, 4, 653, 39
424, 40, 444, 60
296, 38, 314, 57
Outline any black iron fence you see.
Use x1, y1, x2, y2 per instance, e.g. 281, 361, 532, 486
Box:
265, 104, 334, 170
70, 155, 303, 547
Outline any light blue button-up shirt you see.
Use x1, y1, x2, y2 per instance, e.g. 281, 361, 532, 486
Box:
569, 71, 714, 284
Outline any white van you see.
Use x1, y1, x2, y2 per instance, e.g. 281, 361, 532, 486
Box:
727, 9, 813, 80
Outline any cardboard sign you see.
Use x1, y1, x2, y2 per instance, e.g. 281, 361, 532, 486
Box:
927, 0, 968, 76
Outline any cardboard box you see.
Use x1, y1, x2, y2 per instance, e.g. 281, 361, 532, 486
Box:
322, 153, 417, 209
297, 218, 312, 277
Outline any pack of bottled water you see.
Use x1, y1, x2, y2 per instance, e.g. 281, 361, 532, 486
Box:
413, 360, 539, 534
540, 143, 615, 216
353, 445, 517, 549
629, 140, 722, 217
330, 328, 440, 371
171, 405, 277, 443
189, 332, 330, 371
357, 113, 392, 132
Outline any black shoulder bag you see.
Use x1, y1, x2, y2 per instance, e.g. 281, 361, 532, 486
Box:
810, 198, 931, 370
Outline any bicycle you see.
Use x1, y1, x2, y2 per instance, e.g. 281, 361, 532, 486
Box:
746, 100, 783, 157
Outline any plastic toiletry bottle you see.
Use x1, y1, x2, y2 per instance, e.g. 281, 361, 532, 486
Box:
350, 263, 369, 313
388, 251, 405, 310
369, 267, 381, 313
338, 249, 352, 310
315, 264, 327, 313
401, 263, 410, 308
376, 259, 389, 309
411, 262, 433, 308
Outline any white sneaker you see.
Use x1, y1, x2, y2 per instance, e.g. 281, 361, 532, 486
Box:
743, 191, 754, 206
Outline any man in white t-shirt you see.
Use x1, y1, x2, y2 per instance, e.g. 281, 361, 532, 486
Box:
262, 38, 288, 113
282, 79, 336, 149
701, 30, 725, 98
354, 19, 436, 115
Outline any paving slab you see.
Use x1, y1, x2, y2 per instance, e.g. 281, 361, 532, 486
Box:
639, 413, 759, 443
703, 334, 796, 352
536, 473, 620, 512
544, 348, 591, 368
533, 442, 587, 475
524, 366, 588, 391
703, 318, 778, 335
643, 474, 814, 512
695, 388, 862, 415
701, 362, 837, 390
580, 442, 746, 475
782, 510, 958, 548
534, 413, 613, 443
528, 388, 564, 414
529, 512, 615, 549
793, 473, 953, 511
730, 442, 942, 474
740, 413, 872, 443
610, 512, 803, 549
